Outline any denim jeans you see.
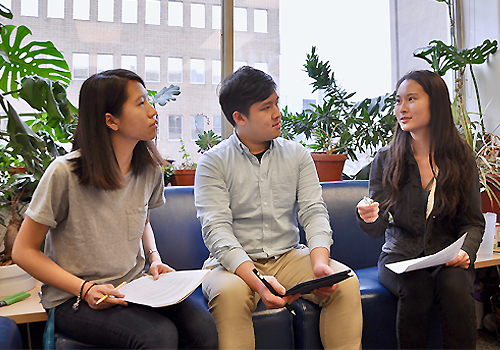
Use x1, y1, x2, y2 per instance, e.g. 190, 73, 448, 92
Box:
379, 252, 476, 349
54, 294, 218, 349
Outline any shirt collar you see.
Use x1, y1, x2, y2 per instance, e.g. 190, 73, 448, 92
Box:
230, 131, 283, 154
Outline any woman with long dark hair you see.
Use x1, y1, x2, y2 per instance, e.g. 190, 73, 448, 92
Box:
12, 69, 218, 349
357, 70, 484, 349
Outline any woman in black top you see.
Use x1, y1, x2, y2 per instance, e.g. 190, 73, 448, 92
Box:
357, 70, 484, 349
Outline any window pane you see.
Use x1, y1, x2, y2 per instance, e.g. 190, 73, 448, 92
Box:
254, 62, 268, 73
168, 57, 183, 83
190, 59, 205, 84
212, 60, 221, 85
121, 55, 137, 72
145, 0, 160, 25
0, 0, 11, 10
73, 53, 89, 80
213, 115, 222, 136
21, 0, 38, 17
234, 7, 247, 32
191, 3, 205, 28
73, 0, 90, 20
122, 0, 137, 23
145, 56, 161, 82
168, 1, 183, 27
254, 9, 267, 33
97, 54, 113, 73
98, 0, 114, 22
191, 114, 205, 140
212, 5, 221, 30
168, 115, 182, 140
47, 0, 64, 19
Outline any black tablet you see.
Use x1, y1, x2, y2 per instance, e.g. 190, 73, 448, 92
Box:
284, 269, 353, 296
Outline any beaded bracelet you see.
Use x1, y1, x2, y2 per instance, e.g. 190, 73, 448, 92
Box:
82, 283, 98, 304
72, 280, 89, 312
146, 249, 159, 264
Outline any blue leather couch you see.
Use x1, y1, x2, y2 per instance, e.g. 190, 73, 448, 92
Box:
0, 316, 22, 349
55, 180, 442, 349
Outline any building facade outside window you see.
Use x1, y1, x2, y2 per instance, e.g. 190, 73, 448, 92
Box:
168, 1, 183, 27
122, 0, 138, 23
190, 59, 205, 84
168, 115, 182, 141
145, 0, 160, 25
145, 56, 161, 82
47, 0, 64, 19
191, 114, 205, 140
73, 0, 90, 20
21, 0, 38, 17
168, 57, 183, 83
121, 55, 137, 72
97, 54, 114, 73
212, 115, 222, 136
191, 3, 205, 28
212, 59, 221, 85
98, 0, 114, 22
73, 53, 89, 80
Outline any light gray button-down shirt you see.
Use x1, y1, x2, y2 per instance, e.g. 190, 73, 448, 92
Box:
194, 133, 333, 273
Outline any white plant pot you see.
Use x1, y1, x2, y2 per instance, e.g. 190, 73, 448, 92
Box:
0, 264, 35, 298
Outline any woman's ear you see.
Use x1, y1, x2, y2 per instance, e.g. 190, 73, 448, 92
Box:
233, 111, 247, 126
105, 113, 119, 131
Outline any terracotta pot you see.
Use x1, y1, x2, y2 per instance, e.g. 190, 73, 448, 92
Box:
311, 153, 348, 182
481, 174, 500, 216
172, 169, 196, 186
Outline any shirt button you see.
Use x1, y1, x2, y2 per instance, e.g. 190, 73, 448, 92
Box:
263, 202, 267, 206
261, 178, 265, 182
265, 224, 269, 227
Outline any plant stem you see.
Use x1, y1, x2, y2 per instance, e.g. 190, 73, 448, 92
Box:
469, 64, 485, 132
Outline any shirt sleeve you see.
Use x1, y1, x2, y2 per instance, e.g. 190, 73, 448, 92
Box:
296, 146, 333, 251
25, 159, 70, 228
148, 166, 165, 210
194, 151, 251, 273
356, 149, 390, 239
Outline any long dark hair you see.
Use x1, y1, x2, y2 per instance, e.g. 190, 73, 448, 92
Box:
382, 70, 476, 218
71, 69, 164, 190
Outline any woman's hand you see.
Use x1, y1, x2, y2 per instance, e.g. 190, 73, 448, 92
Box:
84, 283, 128, 310
357, 197, 380, 223
445, 249, 470, 269
149, 261, 175, 280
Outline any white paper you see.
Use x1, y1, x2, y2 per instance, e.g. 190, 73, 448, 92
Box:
119, 270, 211, 307
385, 233, 467, 274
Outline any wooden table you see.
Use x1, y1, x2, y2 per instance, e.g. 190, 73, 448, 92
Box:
0, 280, 47, 324
475, 251, 500, 269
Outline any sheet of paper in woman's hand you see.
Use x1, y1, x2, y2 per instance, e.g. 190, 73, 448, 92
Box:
385, 233, 467, 274
119, 270, 211, 307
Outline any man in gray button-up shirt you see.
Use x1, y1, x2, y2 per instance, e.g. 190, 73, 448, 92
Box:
195, 66, 362, 350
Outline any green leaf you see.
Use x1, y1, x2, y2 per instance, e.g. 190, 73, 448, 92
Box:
0, 25, 70, 96
152, 85, 181, 106
0, 4, 13, 20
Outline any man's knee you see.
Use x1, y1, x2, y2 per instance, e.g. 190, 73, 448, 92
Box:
204, 271, 255, 314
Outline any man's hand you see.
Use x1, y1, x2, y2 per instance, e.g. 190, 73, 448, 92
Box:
311, 262, 338, 299
255, 275, 300, 309
445, 249, 470, 269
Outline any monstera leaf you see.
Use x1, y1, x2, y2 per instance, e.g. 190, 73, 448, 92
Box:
0, 25, 71, 96
414, 39, 498, 76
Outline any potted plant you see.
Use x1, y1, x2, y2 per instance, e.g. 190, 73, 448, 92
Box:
171, 138, 197, 186
195, 130, 222, 154
281, 46, 395, 181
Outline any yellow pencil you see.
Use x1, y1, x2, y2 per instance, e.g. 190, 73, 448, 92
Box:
95, 281, 127, 305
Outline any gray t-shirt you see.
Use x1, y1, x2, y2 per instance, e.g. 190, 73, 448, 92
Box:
26, 151, 165, 309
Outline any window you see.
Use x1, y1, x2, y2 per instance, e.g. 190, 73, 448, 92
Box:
191, 114, 205, 140
47, 0, 64, 19
73, 0, 90, 20
212, 5, 221, 30
254, 62, 268, 73
98, 0, 114, 22
122, 0, 137, 24
168, 115, 182, 140
145, 0, 160, 25
73, 53, 89, 80
145, 56, 160, 82
234, 7, 247, 32
302, 99, 315, 112
121, 55, 137, 72
191, 3, 205, 28
213, 115, 222, 136
212, 60, 221, 85
168, 57, 183, 83
190, 59, 205, 84
168, 1, 183, 27
254, 9, 267, 33
21, 0, 38, 17
97, 54, 113, 73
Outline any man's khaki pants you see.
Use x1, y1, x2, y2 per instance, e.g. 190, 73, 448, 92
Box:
202, 247, 363, 349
